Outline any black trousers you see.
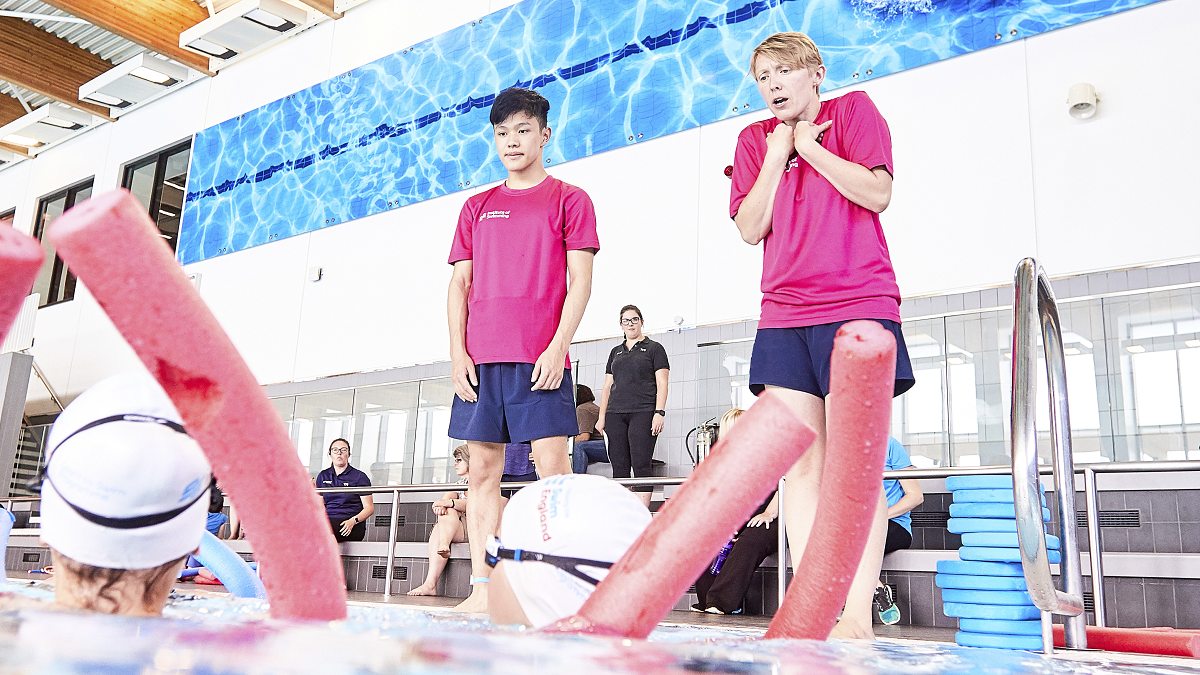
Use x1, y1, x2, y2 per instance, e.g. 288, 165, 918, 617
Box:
884, 520, 912, 554
329, 517, 367, 542
605, 411, 657, 492
694, 517, 779, 614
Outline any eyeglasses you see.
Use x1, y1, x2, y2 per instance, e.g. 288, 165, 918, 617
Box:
620, 317, 641, 325
484, 535, 613, 586
330, 447, 350, 455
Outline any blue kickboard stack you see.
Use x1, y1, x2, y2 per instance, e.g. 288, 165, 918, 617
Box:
938, 475, 1056, 652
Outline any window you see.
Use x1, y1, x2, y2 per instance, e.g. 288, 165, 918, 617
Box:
1, 208, 14, 228
121, 140, 191, 251
32, 179, 93, 307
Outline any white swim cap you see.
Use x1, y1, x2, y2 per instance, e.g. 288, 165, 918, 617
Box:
498, 474, 651, 628
40, 372, 212, 570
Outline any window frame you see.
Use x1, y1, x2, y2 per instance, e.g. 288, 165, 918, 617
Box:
32, 177, 94, 307
120, 139, 193, 251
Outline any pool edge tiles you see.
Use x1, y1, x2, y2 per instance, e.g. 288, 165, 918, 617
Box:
177, 0, 1170, 265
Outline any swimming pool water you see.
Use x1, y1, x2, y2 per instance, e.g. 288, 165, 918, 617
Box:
4, 582, 1199, 675
177, 0, 1165, 266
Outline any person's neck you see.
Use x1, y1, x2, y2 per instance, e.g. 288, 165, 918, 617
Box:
784, 95, 822, 127
625, 334, 642, 348
505, 165, 549, 190
53, 564, 175, 617
333, 463, 349, 475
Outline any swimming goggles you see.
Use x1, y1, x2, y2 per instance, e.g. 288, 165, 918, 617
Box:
485, 535, 613, 586
28, 413, 212, 530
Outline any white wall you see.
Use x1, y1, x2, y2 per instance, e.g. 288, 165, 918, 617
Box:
3, 0, 1198, 411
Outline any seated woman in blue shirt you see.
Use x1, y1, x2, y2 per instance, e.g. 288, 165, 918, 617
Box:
874, 437, 923, 624
314, 438, 375, 542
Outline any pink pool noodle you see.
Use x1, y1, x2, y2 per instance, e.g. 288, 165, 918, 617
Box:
765, 320, 896, 639
548, 392, 816, 638
47, 190, 346, 621
0, 226, 43, 344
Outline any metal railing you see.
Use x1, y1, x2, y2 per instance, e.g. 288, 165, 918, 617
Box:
7, 461, 1200, 614
1012, 258, 1084, 653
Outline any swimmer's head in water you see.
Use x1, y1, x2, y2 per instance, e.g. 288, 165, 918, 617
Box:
751, 33, 826, 122
488, 474, 651, 628
39, 372, 212, 614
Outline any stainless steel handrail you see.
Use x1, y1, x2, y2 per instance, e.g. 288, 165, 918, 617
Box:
1012, 258, 1085, 653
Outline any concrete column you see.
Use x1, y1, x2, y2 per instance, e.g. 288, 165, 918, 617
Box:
0, 352, 34, 499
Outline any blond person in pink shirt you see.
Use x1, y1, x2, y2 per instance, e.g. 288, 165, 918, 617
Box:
729, 32, 915, 639
447, 87, 599, 614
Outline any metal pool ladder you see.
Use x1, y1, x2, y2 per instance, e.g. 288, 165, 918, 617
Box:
1010, 258, 1087, 653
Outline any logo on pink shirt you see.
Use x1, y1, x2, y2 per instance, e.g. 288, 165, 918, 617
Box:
479, 210, 511, 221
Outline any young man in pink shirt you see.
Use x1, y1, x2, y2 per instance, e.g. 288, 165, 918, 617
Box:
447, 87, 599, 613
729, 33, 915, 638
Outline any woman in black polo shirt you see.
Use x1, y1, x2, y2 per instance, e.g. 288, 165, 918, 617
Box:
596, 305, 669, 507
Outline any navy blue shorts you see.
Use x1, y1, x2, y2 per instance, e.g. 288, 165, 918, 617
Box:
448, 363, 579, 444
749, 319, 915, 399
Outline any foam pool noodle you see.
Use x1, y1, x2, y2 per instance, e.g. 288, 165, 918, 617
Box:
46, 189, 346, 621
1054, 625, 1200, 658
195, 530, 267, 599
0, 226, 44, 344
765, 320, 897, 640
548, 392, 816, 638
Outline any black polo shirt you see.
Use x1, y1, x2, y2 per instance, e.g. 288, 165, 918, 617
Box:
605, 337, 670, 413
315, 464, 372, 520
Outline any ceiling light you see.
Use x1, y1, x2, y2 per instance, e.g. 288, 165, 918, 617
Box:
1186, 340, 1200, 348
129, 66, 177, 85
946, 357, 964, 365
1063, 347, 1080, 355
1067, 83, 1098, 120
185, 37, 238, 59
79, 53, 192, 114
2, 134, 39, 147
1126, 345, 1145, 353
0, 106, 93, 148
180, 0, 310, 62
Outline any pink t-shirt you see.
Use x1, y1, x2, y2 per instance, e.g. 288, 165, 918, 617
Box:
729, 91, 901, 328
448, 176, 599, 365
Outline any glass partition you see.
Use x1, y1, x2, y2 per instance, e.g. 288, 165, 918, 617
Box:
352, 381, 420, 486
291, 389, 355, 477
412, 378, 462, 485
893, 318, 949, 467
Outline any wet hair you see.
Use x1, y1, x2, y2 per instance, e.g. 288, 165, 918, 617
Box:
328, 438, 350, 455
576, 384, 596, 406
750, 32, 824, 93
52, 549, 187, 614
208, 480, 224, 514
718, 408, 744, 441
453, 444, 470, 464
619, 304, 643, 322
490, 87, 550, 130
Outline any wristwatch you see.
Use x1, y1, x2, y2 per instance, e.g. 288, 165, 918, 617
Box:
654, 409, 666, 416
352, 516, 358, 524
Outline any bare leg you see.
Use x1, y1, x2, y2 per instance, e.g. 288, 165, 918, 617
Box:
764, 385, 883, 640
454, 441, 504, 613
636, 491, 652, 508
408, 521, 450, 596
530, 436, 570, 477
435, 507, 460, 557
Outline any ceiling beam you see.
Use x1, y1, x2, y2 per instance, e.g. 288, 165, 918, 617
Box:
37, 0, 215, 75
0, 92, 25, 127
1, 141, 32, 157
0, 17, 114, 120
291, 0, 341, 19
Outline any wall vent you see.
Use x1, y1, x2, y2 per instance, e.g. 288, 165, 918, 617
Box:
22, 552, 39, 563
1083, 591, 1094, 613
371, 565, 408, 580
239, 553, 254, 562
1076, 510, 1140, 528
911, 511, 950, 528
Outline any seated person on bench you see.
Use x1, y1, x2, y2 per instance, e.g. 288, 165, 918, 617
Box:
572, 384, 609, 474
873, 436, 923, 624
409, 445, 472, 596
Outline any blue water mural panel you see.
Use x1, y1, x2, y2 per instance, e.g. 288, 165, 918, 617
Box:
179, 0, 1163, 264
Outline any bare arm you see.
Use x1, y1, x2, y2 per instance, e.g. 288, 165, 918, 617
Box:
733, 125, 794, 245
651, 368, 669, 435
531, 249, 595, 390
447, 260, 478, 402
747, 491, 780, 528
794, 122, 893, 213
887, 476, 924, 520
596, 373, 614, 434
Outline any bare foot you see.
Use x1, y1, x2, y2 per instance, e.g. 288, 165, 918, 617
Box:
828, 618, 875, 640
452, 585, 488, 613
407, 583, 439, 596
